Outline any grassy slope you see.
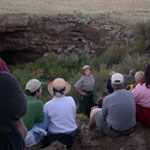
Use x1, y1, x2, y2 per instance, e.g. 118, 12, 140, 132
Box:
0, 0, 150, 23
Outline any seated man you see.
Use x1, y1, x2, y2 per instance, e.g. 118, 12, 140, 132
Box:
89, 73, 136, 137
22, 79, 49, 148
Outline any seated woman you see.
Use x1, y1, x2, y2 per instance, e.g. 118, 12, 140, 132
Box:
132, 65, 150, 128
44, 78, 77, 149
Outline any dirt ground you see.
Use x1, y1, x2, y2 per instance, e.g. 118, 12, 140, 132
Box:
0, 0, 150, 23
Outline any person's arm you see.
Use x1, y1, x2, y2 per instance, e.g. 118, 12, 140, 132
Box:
16, 119, 27, 139
88, 108, 100, 129
102, 98, 107, 117
74, 77, 86, 95
132, 85, 141, 103
75, 87, 86, 96
35, 101, 45, 122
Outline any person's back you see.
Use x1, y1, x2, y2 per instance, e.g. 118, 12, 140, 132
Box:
44, 78, 77, 149
44, 96, 77, 134
103, 89, 136, 131
0, 72, 27, 150
89, 73, 136, 137
132, 65, 150, 128
23, 95, 44, 130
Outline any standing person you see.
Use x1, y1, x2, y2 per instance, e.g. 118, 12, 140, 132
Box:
132, 65, 150, 128
0, 72, 27, 150
23, 79, 49, 148
89, 73, 136, 137
44, 78, 77, 149
74, 65, 95, 117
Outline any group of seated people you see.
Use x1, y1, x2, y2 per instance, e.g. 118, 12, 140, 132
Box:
0, 56, 150, 150
89, 65, 150, 137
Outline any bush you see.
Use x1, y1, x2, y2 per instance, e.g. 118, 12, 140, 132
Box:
99, 44, 128, 66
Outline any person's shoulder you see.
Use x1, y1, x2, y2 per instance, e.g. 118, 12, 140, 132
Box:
65, 96, 74, 101
44, 99, 54, 107
103, 93, 114, 102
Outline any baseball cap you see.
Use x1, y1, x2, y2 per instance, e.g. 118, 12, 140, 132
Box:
111, 73, 124, 84
25, 79, 41, 93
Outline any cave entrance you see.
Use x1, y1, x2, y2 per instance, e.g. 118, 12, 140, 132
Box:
0, 50, 39, 65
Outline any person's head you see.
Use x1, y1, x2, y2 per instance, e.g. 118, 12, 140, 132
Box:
82, 65, 92, 76
144, 64, 150, 88
48, 78, 71, 97
111, 73, 124, 90
25, 79, 42, 99
129, 68, 137, 77
134, 71, 144, 84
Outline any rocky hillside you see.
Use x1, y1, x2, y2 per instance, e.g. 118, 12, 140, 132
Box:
0, 14, 137, 64
31, 118, 150, 150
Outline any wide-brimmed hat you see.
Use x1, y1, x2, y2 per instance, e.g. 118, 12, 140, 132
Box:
48, 78, 71, 96
25, 79, 41, 93
82, 65, 92, 73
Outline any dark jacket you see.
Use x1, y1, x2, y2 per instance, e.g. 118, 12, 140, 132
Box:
0, 72, 27, 133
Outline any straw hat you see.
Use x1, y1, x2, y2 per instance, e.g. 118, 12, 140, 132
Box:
48, 78, 71, 96
82, 65, 92, 73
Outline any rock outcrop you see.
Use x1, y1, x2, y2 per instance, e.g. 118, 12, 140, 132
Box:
30, 118, 150, 150
0, 14, 136, 64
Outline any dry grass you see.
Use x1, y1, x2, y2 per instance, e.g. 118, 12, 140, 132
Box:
0, 0, 150, 23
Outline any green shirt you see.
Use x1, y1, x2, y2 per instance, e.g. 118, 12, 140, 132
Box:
22, 95, 44, 130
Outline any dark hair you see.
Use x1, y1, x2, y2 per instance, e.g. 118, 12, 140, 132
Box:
144, 65, 150, 88
25, 87, 41, 96
112, 83, 124, 90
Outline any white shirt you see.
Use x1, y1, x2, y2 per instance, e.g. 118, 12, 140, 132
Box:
44, 96, 77, 134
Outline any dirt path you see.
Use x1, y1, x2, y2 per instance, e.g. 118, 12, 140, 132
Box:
0, 0, 150, 23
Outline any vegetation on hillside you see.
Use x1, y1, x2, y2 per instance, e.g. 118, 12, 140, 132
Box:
10, 42, 150, 104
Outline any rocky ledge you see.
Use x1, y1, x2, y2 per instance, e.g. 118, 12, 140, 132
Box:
0, 14, 136, 64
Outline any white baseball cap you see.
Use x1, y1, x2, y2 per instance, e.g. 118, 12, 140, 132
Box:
25, 79, 41, 93
111, 73, 124, 84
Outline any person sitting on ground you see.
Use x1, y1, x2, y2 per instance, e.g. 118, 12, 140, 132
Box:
0, 72, 27, 150
88, 73, 136, 137
132, 65, 150, 128
106, 71, 116, 94
44, 78, 77, 149
0, 59, 27, 144
124, 68, 137, 90
74, 65, 95, 117
22, 79, 49, 148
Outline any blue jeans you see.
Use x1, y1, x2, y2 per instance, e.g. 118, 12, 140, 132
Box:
25, 115, 50, 147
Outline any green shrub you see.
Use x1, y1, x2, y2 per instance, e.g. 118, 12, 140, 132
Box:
99, 44, 128, 66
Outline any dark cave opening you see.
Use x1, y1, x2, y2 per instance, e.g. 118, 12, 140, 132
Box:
0, 50, 41, 65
